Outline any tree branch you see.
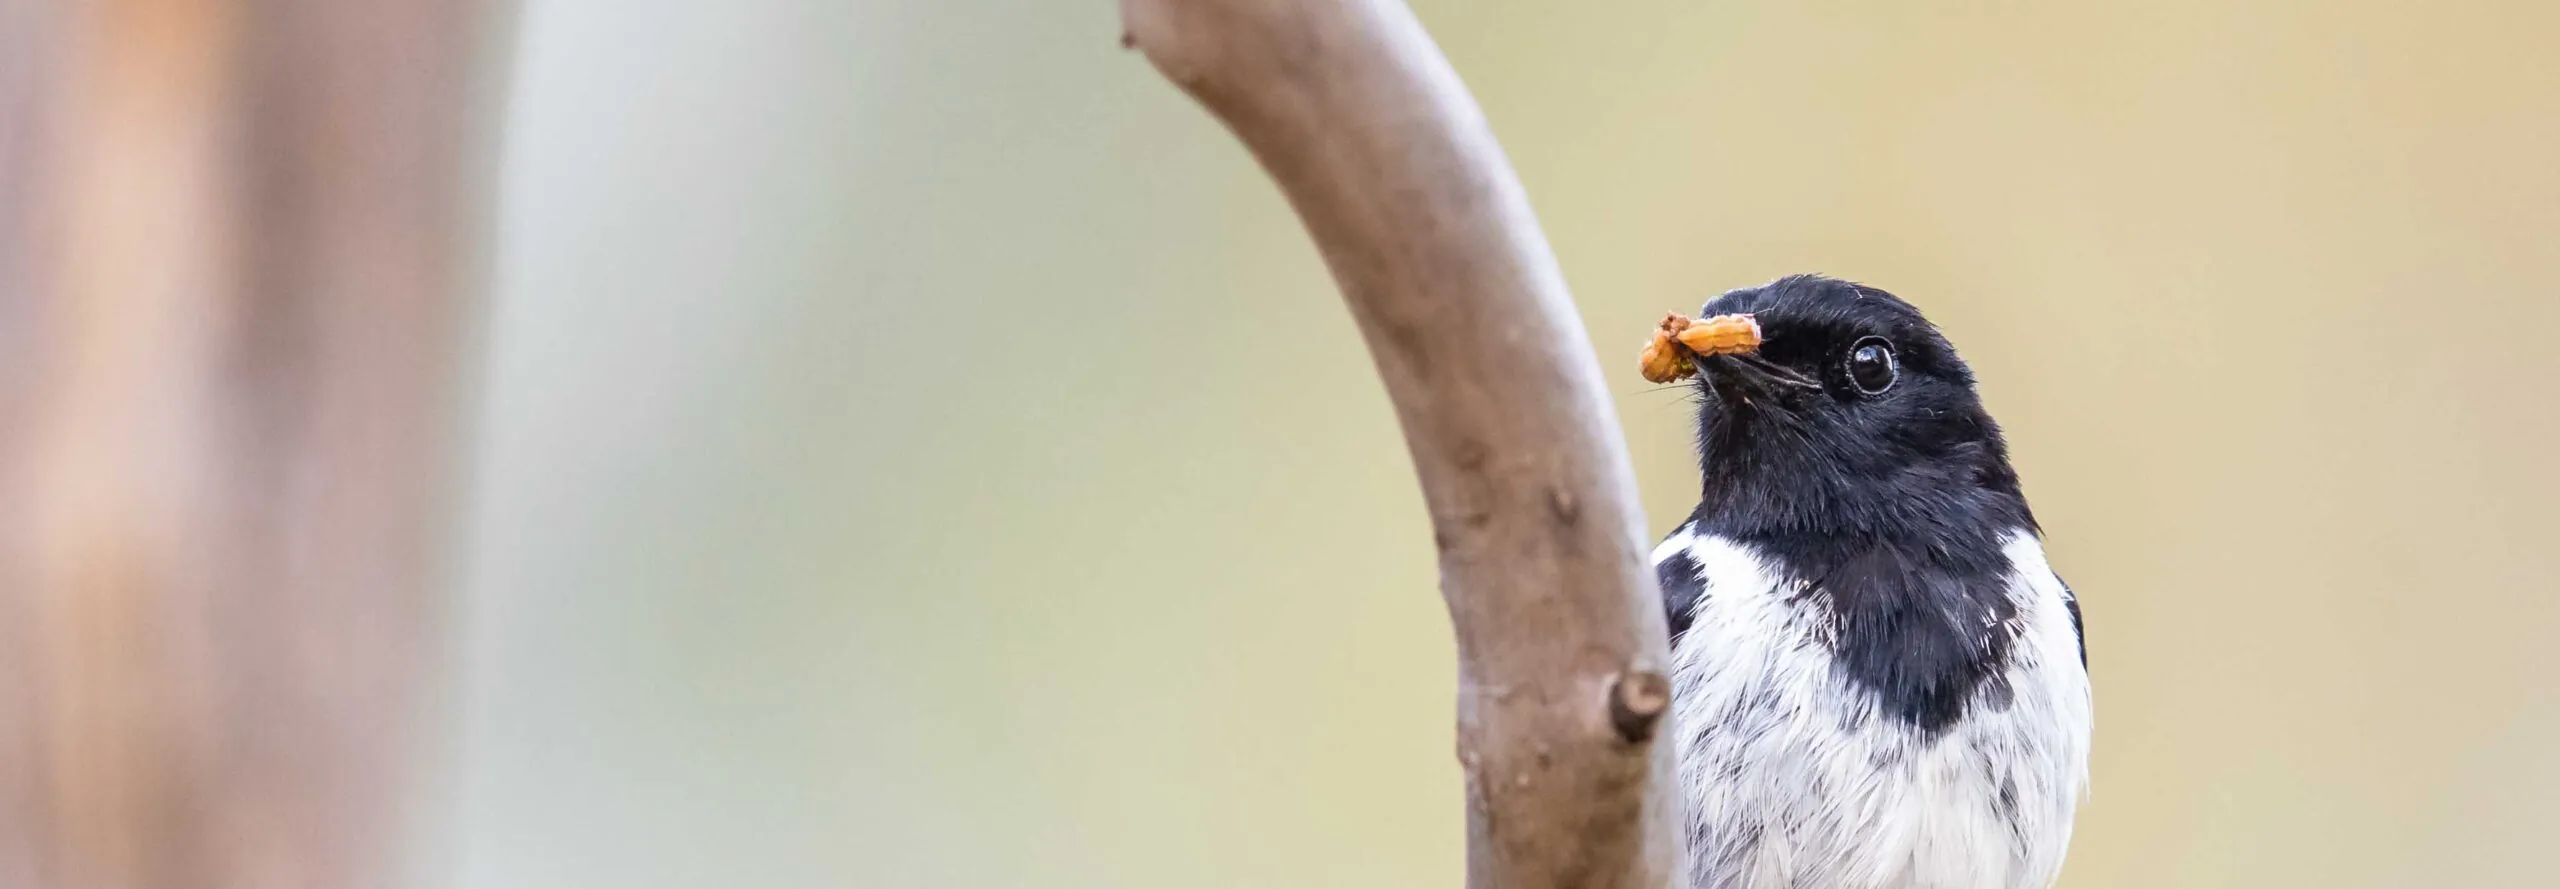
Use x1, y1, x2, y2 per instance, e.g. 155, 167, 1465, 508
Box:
1120, 2, 1679, 887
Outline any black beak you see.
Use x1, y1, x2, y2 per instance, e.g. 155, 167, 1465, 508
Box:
1698, 354, 1819, 406
1698, 354, 1766, 406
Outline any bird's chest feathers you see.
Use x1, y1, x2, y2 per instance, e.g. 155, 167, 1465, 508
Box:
1665, 528, 2028, 735
1661, 531, 2090, 889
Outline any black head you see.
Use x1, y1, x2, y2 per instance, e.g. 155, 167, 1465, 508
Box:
1686, 275, 2033, 542
1666, 276, 2062, 736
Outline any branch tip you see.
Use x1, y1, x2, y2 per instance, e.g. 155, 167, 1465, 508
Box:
1609, 670, 1672, 744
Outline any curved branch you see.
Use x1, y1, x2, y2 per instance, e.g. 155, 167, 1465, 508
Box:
1121, 2, 1679, 887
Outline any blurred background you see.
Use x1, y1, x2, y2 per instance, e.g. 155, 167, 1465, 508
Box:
7, 1, 2558, 888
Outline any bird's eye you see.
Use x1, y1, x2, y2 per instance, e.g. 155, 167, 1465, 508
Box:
1846, 337, 1897, 395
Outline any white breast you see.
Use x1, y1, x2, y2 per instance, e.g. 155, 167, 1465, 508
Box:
1657, 529, 2092, 889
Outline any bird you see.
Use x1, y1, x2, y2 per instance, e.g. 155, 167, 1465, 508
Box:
1647, 275, 2091, 889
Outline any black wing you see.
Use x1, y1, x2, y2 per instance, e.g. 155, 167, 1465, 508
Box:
2059, 576, 2086, 668
1656, 533, 1707, 646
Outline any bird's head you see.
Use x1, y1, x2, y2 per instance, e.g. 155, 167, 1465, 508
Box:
1679, 275, 2033, 540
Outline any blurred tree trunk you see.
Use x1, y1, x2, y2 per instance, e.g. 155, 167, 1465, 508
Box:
0, 1, 494, 887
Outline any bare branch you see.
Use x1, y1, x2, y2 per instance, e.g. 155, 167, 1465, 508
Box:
1120, 2, 1680, 887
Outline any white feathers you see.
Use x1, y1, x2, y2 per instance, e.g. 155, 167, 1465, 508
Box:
1666, 530, 2093, 889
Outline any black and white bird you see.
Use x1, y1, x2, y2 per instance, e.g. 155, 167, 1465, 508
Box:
1651, 275, 2091, 889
